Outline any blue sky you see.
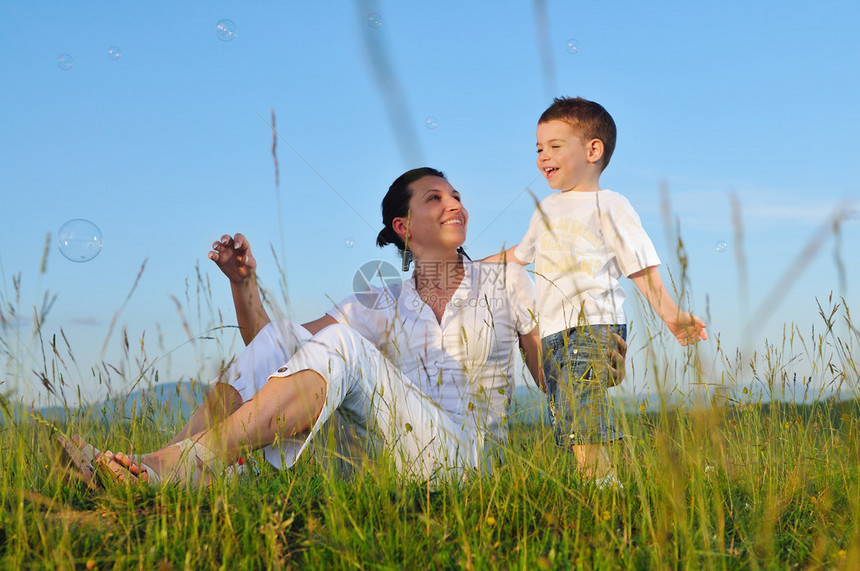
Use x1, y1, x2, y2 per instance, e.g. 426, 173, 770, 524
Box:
2, 1, 858, 404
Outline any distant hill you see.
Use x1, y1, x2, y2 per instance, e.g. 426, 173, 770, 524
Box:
18, 382, 549, 425
7, 380, 850, 429
5, 380, 208, 424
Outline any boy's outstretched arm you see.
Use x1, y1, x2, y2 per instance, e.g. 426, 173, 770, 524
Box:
629, 266, 707, 346
480, 245, 528, 265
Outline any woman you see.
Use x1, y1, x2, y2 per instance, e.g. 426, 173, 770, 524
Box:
88, 168, 614, 485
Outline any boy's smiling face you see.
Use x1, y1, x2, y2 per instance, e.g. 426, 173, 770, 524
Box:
536, 119, 603, 192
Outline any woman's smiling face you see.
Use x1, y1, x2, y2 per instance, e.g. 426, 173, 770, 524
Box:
394, 175, 468, 254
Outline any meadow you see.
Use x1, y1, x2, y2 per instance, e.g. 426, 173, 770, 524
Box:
1, 259, 858, 569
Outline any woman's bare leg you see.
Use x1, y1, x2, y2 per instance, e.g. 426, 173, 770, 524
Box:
165, 383, 244, 446
89, 383, 243, 473
123, 370, 327, 482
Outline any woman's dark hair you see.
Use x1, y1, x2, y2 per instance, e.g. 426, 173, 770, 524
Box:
376, 167, 446, 251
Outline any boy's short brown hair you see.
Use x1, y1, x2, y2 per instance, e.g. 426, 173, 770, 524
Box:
539, 96, 617, 171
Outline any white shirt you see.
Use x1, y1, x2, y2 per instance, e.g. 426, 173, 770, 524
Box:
327, 259, 536, 442
515, 189, 660, 335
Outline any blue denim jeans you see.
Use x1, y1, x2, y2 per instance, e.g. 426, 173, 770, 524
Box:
542, 324, 627, 446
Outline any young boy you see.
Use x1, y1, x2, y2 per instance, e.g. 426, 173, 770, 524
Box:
489, 96, 707, 481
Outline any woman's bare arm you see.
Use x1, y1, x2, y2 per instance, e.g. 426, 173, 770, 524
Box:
210, 233, 342, 344
208, 233, 271, 345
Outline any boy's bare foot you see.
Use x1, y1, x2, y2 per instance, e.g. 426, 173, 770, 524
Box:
594, 472, 624, 490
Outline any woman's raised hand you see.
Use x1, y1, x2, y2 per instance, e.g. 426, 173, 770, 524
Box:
208, 233, 257, 284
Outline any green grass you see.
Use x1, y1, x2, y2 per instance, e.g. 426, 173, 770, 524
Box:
1, 388, 859, 569
2, 245, 858, 569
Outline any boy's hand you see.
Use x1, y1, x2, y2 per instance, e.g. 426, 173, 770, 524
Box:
666, 312, 707, 346
607, 332, 627, 387
208, 233, 257, 284
629, 267, 708, 347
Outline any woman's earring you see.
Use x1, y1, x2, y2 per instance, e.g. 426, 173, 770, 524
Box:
401, 249, 413, 272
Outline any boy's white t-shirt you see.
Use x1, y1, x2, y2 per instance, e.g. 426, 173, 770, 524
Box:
514, 189, 660, 336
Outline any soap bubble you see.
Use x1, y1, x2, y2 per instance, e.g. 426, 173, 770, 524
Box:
425, 116, 439, 130
344, 237, 356, 249
565, 39, 580, 55
107, 46, 121, 60
715, 240, 728, 253
216, 19, 237, 41
58, 219, 103, 262
57, 54, 74, 71
367, 12, 382, 28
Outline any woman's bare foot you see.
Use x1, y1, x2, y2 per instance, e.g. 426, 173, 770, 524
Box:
55, 435, 98, 488
100, 441, 216, 487
111, 451, 151, 482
